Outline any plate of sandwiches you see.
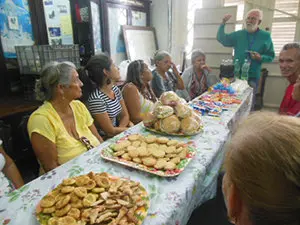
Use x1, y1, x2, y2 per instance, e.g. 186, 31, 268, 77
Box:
101, 134, 197, 177
142, 91, 204, 136
36, 172, 149, 225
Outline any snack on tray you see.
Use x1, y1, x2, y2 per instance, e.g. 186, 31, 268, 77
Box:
160, 91, 181, 106
160, 115, 181, 133
153, 105, 174, 119
110, 134, 190, 171
175, 103, 192, 119
36, 172, 149, 225
180, 116, 201, 135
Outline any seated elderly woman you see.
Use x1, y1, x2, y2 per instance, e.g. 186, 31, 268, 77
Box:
83, 54, 132, 138
151, 50, 185, 98
178, 49, 218, 101
122, 60, 157, 124
292, 74, 300, 117
223, 112, 300, 225
0, 139, 24, 196
28, 62, 103, 173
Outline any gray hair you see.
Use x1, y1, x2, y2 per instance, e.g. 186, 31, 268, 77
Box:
191, 49, 206, 64
36, 61, 76, 101
153, 50, 171, 66
246, 9, 263, 21
281, 42, 300, 59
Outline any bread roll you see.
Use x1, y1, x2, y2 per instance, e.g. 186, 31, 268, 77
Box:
160, 115, 181, 133
180, 116, 200, 135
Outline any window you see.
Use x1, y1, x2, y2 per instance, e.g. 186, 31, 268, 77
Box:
224, 0, 245, 21
224, 0, 245, 31
271, 0, 299, 55
185, 0, 203, 55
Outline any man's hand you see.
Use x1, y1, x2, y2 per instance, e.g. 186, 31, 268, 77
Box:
250, 51, 262, 61
222, 14, 232, 24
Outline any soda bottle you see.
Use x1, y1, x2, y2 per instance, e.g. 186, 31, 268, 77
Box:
234, 59, 241, 79
241, 59, 250, 81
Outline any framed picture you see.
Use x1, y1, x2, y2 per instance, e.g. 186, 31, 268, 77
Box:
122, 25, 158, 62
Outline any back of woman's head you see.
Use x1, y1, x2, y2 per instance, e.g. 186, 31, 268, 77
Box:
85, 53, 112, 87
78, 53, 112, 101
126, 60, 144, 89
225, 112, 300, 225
36, 61, 75, 101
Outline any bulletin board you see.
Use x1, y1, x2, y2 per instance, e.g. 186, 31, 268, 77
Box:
123, 25, 158, 62
43, 0, 74, 45
0, 0, 34, 58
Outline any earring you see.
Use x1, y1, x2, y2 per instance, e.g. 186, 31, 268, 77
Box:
106, 78, 111, 85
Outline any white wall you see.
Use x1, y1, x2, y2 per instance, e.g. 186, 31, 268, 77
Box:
150, 0, 169, 51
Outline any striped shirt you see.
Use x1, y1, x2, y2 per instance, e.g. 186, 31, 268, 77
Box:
88, 86, 123, 133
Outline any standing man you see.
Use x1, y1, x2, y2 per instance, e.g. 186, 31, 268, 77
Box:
279, 43, 300, 116
217, 9, 275, 101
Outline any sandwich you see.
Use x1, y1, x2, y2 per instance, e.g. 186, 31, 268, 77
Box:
153, 105, 174, 119
175, 103, 192, 118
160, 115, 181, 133
180, 116, 201, 135
143, 112, 157, 127
160, 91, 180, 106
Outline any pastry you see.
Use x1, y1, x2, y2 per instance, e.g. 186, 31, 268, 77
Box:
160, 91, 180, 106
165, 146, 176, 154
167, 140, 178, 146
128, 134, 140, 142
137, 147, 150, 157
180, 116, 201, 135
142, 112, 157, 127
153, 105, 174, 119
142, 157, 157, 167
175, 103, 192, 118
149, 148, 165, 158
154, 159, 167, 169
40, 195, 56, 208
170, 157, 181, 164
164, 162, 176, 170
156, 137, 169, 144
144, 135, 157, 144
160, 115, 181, 133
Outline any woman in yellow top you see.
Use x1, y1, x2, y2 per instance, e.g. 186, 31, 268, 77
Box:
28, 61, 103, 173
122, 60, 157, 124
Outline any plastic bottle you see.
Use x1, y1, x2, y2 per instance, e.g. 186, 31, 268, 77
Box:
241, 59, 250, 81
234, 59, 241, 79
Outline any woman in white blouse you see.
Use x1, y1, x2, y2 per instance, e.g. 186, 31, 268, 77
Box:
0, 140, 24, 196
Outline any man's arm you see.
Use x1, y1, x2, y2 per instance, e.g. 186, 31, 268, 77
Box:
216, 14, 236, 47
261, 35, 275, 63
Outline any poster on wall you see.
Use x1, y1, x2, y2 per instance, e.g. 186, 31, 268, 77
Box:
43, 0, 73, 45
0, 0, 34, 58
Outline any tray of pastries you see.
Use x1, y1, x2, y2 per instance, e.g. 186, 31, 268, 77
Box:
36, 172, 149, 225
143, 91, 203, 136
101, 134, 196, 177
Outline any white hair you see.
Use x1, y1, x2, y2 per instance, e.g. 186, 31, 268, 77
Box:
246, 8, 263, 21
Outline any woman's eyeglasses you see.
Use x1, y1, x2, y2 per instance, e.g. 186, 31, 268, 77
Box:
79, 136, 94, 150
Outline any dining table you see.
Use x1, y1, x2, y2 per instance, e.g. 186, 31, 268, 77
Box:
0, 86, 253, 225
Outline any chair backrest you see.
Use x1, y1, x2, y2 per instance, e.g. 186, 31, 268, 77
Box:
257, 68, 269, 96
0, 120, 13, 157
18, 115, 31, 145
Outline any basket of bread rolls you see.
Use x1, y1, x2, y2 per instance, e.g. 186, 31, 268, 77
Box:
143, 91, 203, 136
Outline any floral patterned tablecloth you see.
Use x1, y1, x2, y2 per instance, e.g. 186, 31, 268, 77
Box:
0, 87, 253, 225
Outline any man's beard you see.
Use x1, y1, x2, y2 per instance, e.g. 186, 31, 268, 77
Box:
245, 23, 258, 33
